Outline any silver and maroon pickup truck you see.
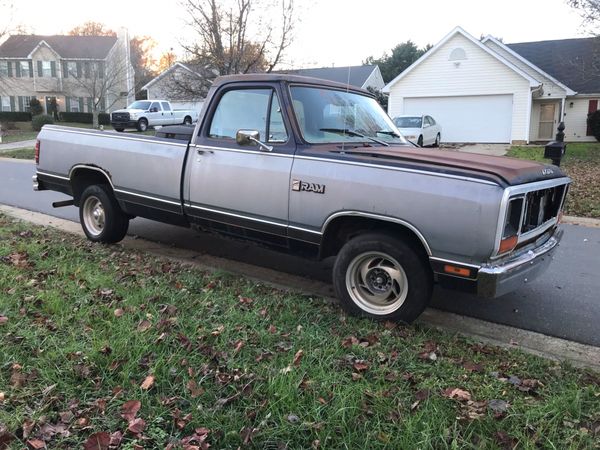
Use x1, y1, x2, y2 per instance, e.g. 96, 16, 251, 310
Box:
33, 74, 571, 323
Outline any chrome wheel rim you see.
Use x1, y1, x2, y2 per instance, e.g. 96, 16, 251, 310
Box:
140, 121, 147, 131
82, 195, 105, 236
345, 251, 409, 315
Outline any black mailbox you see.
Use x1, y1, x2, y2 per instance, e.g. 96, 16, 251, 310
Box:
544, 140, 566, 166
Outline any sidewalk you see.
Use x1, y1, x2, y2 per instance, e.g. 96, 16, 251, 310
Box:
0, 139, 36, 152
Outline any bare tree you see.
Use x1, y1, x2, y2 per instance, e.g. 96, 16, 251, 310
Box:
180, 0, 295, 75
568, 0, 600, 32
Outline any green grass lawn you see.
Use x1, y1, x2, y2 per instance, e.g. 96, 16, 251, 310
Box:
0, 147, 35, 159
0, 214, 598, 449
0, 121, 154, 144
508, 142, 600, 218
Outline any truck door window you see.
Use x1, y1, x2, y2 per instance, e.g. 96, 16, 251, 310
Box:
161, 102, 171, 111
150, 102, 161, 112
267, 93, 288, 143
209, 89, 270, 141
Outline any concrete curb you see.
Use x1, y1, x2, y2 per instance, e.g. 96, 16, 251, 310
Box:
563, 215, 600, 228
1, 203, 599, 372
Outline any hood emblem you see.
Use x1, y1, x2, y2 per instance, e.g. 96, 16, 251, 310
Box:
541, 168, 554, 175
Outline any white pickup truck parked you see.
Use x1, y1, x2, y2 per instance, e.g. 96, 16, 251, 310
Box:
110, 100, 198, 132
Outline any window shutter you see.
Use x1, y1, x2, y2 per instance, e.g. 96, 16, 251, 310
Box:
37, 61, 43, 77
62, 61, 69, 78
76, 62, 82, 78
15, 62, 21, 77
87, 97, 93, 112
18, 96, 24, 111
9, 96, 15, 112
587, 100, 598, 136
78, 97, 84, 112
28, 61, 33, 78
7, 61, 12, 77
66, 96, 71, 112
51, 61, 56, 77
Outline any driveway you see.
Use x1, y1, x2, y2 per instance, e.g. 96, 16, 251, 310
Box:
441, 143, 509, 156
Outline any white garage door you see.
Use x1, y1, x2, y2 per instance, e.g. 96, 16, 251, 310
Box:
403, 95, 513, 143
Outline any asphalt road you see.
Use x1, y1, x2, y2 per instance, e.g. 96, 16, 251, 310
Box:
1, 158, 599, 346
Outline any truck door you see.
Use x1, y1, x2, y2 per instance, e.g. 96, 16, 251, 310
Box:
161, 101, 175, 125
148, 101, 162, 126
185, 85, 294, 240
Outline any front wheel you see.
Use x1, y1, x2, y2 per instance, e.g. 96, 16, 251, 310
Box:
137, 118, 148, 132
79, 184, 129, 243
332, 233, 433, 323
417, 135, 423, 147
434, 133, 440, 147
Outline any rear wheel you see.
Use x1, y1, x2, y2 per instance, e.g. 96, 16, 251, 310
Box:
137, 118, 148, 132
333, 233, 433, 323
183, 116, 192, 125
417, 135, 423, 147
79, 184, 129, 243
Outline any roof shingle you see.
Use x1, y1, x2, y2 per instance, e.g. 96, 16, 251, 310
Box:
0, 34, 117, 59
508, 37, 600, 94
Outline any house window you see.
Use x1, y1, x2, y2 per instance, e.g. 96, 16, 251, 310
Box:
1, 96, 11, 112
449, 48, 467, 61
41, 61, 52, 77
20, 61, 31, 77
70, 97, 81, 112
0, 61, 8, 77
67, 61, 78, 77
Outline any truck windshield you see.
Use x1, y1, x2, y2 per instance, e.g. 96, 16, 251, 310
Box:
128, 101, 151, 110
290, 86, 406, 145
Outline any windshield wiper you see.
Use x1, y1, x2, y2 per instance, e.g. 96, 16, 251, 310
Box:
376, 129, 401, 138
319, 128, 389, 147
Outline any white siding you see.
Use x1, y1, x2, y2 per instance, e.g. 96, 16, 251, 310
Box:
362, 67, 385, 91
563, 97, 600, 142
387, 34, 532, 143
484, 40, 568, 99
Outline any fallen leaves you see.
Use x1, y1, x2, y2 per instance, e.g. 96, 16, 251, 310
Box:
140, 375, 155, 390
293, 349, 304, 366
120, 400, 141, 422
0, 315, 7, 325
127, 418, 146, 435
442, 387, 472, 402
136, 319, 152, 332
3, 251, 32, 268
83, 432, 110, 450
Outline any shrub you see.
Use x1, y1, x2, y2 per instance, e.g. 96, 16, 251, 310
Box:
32, 114, 54, 131
588, 110, 600, 142
29, 98, 43, 116
58, 112, 111, 126
0, 111, 32, 122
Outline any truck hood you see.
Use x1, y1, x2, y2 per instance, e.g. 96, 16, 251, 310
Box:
314, 145, 566, 186
112, 108, 145, 114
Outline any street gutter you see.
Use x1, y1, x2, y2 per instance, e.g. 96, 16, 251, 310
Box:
1, 203, 599, 372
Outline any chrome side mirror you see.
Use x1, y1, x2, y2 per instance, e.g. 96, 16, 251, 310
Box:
236, 129, 273, 152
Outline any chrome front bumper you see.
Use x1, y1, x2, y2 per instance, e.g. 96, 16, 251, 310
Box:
477, 228, 563, 298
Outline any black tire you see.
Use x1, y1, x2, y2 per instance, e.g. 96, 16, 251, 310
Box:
434, 133, 440, 147
332, 233, 433, 324
79, 184, 129, 243
137, 118, 148, 132
114, 128, 124, 132
417, 135, 424, 147
183, 116, 192, 125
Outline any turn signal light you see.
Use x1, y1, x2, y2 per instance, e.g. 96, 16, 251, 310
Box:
35, 139, 40, 165
443, 265, 471, 277
498, 235, 518, 254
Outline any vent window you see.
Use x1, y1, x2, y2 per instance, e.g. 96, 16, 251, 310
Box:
449, 48, 467, 61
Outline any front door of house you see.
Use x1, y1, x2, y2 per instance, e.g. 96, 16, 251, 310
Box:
45, 96, 57, 117
538, 103, 556, 140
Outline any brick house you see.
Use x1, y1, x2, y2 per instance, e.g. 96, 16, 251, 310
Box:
0, 30, 134, 116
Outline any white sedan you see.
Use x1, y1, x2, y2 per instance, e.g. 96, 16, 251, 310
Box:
393, 115, 442, 147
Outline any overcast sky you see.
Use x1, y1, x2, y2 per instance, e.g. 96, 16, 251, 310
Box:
4, 0, 591, 68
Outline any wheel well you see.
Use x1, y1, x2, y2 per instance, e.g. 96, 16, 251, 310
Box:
70, 168, 113, 206
320, 216, 430, 260
184, 115, 192, 121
